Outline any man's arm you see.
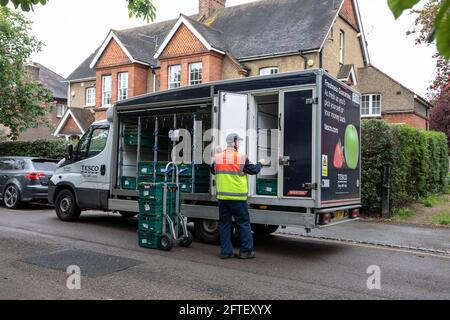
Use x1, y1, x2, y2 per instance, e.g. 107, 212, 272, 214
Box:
243, 159, 262, 176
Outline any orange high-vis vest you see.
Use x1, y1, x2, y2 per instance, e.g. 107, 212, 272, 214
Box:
215, 148, 248, 201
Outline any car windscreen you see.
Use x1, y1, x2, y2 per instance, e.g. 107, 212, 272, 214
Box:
32, 159, 59, 171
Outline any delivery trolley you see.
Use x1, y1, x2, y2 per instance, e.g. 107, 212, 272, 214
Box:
137, 162, 193, 251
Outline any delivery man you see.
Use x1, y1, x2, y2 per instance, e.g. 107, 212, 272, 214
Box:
211, 133, 269, 259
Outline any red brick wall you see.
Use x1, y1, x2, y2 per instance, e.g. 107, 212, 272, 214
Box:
95, 63, 149, 108
383, 113, 428, 130
159, 52, 223, 90
97, 38, 131, 68
339, 0, 359, 31
199, 0, 226, 19
160, 24, 208, 59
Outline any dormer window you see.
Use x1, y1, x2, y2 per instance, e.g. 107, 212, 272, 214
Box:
259, 67, 279, 76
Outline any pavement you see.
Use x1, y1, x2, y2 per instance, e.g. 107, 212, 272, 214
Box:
0, 204, 449, 300
281, 220, 450, 254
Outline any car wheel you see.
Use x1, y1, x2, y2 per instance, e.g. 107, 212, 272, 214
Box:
55, 189, 81, 222
193, 219, 220, 244
3, 185, 21, 209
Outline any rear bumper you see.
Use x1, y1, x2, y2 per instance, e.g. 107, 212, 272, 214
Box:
21, 185, 49, 202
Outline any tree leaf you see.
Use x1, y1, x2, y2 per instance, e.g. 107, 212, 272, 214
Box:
388, 0, 421, 19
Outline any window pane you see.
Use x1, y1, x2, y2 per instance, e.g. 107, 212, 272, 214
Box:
168, 65, 181, 89
88, 128, 109, 157
76, 131, 90, 161
361, 95, 370, 115
372, 95, 381, 115
118, 73, 128, 101
189, 62, 202, 85
260, 67, 279, 76
86, 87, 95, 106
339, 30, 345, 64
56, 105, 66, 118
102, 76, 112, 106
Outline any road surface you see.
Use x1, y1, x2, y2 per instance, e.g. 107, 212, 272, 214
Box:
0, 205, 449, 300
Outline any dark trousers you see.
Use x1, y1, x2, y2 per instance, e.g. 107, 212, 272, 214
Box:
218, 200, 253, 255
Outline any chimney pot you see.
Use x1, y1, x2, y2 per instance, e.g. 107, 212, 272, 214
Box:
199, 0, 226, 20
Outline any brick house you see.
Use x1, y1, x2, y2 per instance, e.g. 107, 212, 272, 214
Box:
12, 62, 68, 141
60, 0, 430, 130
358, 65, 432, 130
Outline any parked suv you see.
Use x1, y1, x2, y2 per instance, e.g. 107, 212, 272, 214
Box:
0, 157, 59, 209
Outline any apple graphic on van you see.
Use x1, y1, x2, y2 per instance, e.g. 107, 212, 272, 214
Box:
344, 124, 359, 170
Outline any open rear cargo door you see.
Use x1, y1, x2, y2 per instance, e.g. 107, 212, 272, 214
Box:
280, 88, 315, 199
217, 92, 248, 152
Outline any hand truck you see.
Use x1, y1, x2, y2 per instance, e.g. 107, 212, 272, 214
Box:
159, 162, 193, 251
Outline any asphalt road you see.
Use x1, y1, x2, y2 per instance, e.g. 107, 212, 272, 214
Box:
0, 205, 449, 300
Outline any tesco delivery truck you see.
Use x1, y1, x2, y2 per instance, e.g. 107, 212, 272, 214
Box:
49, 69, 361, 243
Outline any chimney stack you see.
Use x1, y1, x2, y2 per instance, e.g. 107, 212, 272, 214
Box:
25, 61, 40, 81
199, 0, 226, 20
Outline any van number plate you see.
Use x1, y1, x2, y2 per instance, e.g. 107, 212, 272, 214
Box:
333, 211, 346, 220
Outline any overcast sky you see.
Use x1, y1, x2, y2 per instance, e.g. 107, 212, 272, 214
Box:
24, 0, 436, 96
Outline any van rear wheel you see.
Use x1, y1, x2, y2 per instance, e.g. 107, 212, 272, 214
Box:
55, 189, 81, 222
193, 219, 220, 244
119, 211, 137, 218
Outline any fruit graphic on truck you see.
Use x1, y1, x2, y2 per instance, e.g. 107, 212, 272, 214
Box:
333, 140, 344, 169
344, 124, 359, 170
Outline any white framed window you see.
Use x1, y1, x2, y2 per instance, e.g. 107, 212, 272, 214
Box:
168, 65, 181, 89
56, 104, 67, 118
339, 30, 345, 64
362, 94, 382, 117
102, 75, 112, 106
85, 87, 96, 106
259, 67, 279, 76
118, 72, 128, 101
189, 62, 203, 86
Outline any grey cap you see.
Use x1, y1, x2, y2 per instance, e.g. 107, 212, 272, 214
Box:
226, 133, 244, 144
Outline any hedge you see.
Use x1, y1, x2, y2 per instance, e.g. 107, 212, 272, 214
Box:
0, 139, 67, 160
361, 120, 449, 215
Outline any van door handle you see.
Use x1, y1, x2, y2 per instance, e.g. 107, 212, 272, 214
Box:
100, 165, 106, 176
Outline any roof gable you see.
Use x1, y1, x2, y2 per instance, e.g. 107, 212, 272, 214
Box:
339, 0, 359, 31
154, 15, 226, 60
96, 38, 131, 68
31, 63, 67, 100
54, 108, 95, 136
159, 24, 209, 59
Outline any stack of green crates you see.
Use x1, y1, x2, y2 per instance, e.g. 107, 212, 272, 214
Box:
178, 163, 210, 194
137, 182, 180, 249
256, 179, 278, 196
121, 176, 137, 190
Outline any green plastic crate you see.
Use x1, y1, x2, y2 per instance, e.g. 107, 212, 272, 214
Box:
138, 162, 154, 176
177, 163, 211, 178
138, 231, 160, 249
138, 182, 179, 201
179, 178, 210, 194
121, 176, 137, 190
138, 215, 168, 234
256, 179, 278, 196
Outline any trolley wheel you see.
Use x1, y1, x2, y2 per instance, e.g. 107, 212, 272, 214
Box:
159, 234, 173, 251
179, 230, 193, 248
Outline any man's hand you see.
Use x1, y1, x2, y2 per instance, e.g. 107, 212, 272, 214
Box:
259, 158, 271, 166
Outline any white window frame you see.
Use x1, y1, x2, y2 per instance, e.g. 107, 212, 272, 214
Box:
102, 75, 112, 107
168, 65, 181, 89
85, 87, 96, 107
259, 67, 279, 76
361, 94, 382, 117
118, 72, 128, 101
189, 62, 203, 86
56, 104, 67, 119
339, 30, 345, 64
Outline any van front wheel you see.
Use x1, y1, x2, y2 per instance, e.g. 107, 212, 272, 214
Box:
55, 189, 81, 222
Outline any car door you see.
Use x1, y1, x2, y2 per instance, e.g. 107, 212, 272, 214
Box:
0, 158, 11, 195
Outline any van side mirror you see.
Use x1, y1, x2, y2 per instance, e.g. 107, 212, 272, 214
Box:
67, 144, 74, 160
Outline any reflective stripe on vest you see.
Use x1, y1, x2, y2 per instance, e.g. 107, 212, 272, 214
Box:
215, 148, 248, 201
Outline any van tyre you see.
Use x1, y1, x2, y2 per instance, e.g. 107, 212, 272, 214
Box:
193, 219, 220, 244
251, 224, 279, 237
180, 230, 193, 247
3, 184, 21, 209
159, 234, 173, 251
55, 189, 81, 222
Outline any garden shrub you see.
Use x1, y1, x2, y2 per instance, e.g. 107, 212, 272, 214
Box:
0, 139, 67, 160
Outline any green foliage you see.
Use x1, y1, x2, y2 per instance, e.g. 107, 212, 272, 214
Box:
388, 0, 450, 59
361, 120, 449, 215
0, 139, 67, 159
431, 212, 450, 225
0, 7, 55, 139
392, 207, 415, 220
0, 0, 157, 22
